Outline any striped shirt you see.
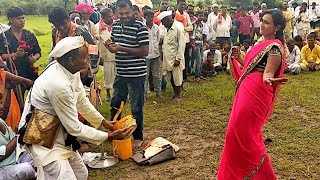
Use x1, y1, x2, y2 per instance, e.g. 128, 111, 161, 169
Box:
111, 19, 149, 77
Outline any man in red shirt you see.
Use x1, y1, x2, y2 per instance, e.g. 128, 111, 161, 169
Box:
234, 2, 242, 20
153, 0, 169, 25
238, 7, 254, 44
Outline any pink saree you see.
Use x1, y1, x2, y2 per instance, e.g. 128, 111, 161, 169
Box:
218, 39, 286, 180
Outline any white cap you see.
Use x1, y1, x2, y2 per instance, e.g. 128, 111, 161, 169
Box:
212, 4, 218, 8
261, 3, 267, 7
157, 10, 172, 21
49, 36, 86, 58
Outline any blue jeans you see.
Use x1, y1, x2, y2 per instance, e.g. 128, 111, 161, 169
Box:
194, 43, 203, 78
110, 76, 146, 140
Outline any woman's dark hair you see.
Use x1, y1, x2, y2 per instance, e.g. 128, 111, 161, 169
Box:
116, 0, 132, 9
142, 5, 151, 11
7, 7, 24, 19
262, 10, 285, 44
49, 7, 69, 24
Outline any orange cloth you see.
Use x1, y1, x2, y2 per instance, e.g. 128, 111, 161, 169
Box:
175, 12, 187, 26
0, 69, 21, 132
153, 11, 161, 26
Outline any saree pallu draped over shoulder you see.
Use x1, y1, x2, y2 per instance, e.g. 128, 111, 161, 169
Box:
218, 39, 286, 180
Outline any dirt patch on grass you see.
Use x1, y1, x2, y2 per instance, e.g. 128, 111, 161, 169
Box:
88, 108, 223, 180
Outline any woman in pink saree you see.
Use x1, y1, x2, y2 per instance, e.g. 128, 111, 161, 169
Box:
218, 10, 288, 179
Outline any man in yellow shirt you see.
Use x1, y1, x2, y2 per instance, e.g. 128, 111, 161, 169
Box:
282, 1, 294, 39
300, 34, 320, 71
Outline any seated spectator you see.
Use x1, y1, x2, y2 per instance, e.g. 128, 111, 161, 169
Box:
201, 51, 218, 77
286, 38, 301, 74
300, 34, 320, 71
294, 35, 306, 50
240, 39, 252, 53
0, 104, 36, 180
203, 42, 223, 72
303, 32, 320, 46
220, 41, 230, 70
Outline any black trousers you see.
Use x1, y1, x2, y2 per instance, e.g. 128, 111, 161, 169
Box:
183, 43, 192, 80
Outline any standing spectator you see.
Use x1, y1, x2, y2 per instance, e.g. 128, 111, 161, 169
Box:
49, 7, 98, 87
191, 10, 206, 82
105, 0, 149, 149
203, 11, 211, 43
154, 0, 169, 25
176, 0, 193, 81
295, 4, 310, 40
282, 1, 294, 39
234, 2, 242, 20
158, 10, 185, 102
286, 38, 301, 74
203, 41, 223, 72
75, 3, 99, 42
230, 10, 239, 45
97, 8, 116, 101
238, 7, 254, 44
133, 5, 146, 24
300, 34, 320, 71
201, 51, 217, 77
69, 11, 82, 25
250, 2, 262, 40
309, 2, 319, 29
0, 7, 41, 97
260, 3, 268, 14
213, 5, 232, 48
144, 9, 162, 98
208, 4, 219, 41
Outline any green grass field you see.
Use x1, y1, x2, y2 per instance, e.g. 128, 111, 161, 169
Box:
1, 16, 320, 179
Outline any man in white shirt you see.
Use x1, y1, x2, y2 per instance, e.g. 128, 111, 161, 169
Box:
19, 36, 131, 180
250, 2, 262, 39
203, 41, 223, 72
208, 4, 219, 41
158, 11, 185, 102
97, 8, 116, 101
176, 0, 193, 81
144, 9, 162, 98
286, 38, 301, 74
309, 2, 319, 29
212, 5, 232, 48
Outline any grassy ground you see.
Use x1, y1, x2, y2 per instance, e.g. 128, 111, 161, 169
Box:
1, 16, 320, 179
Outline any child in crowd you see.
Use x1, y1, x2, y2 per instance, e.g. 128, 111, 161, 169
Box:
201, 51, 218, 77
240, 39, 252, 53
191, 10, 206, 82
220, 41, 230, 70
203, 41, 223, 72
230, 10, 239, 45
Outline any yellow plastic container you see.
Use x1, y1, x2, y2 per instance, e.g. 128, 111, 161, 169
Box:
112, 137, 132, 160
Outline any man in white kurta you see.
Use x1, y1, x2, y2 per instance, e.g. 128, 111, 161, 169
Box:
98, 8, 116, 101
158, 11, 185, 102
19, 36, 130, 180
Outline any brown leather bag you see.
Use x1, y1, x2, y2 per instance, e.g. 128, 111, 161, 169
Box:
23, 109, 60, 149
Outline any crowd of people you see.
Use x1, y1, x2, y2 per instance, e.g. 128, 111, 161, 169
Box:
0, 0, 319, 179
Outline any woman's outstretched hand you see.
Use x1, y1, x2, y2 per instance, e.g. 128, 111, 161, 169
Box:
264, 77, 289, 86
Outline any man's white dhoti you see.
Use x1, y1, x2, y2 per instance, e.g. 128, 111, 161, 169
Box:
164, 67, 183, 86
38, 152, 87, 180
103, 60, 116, 89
